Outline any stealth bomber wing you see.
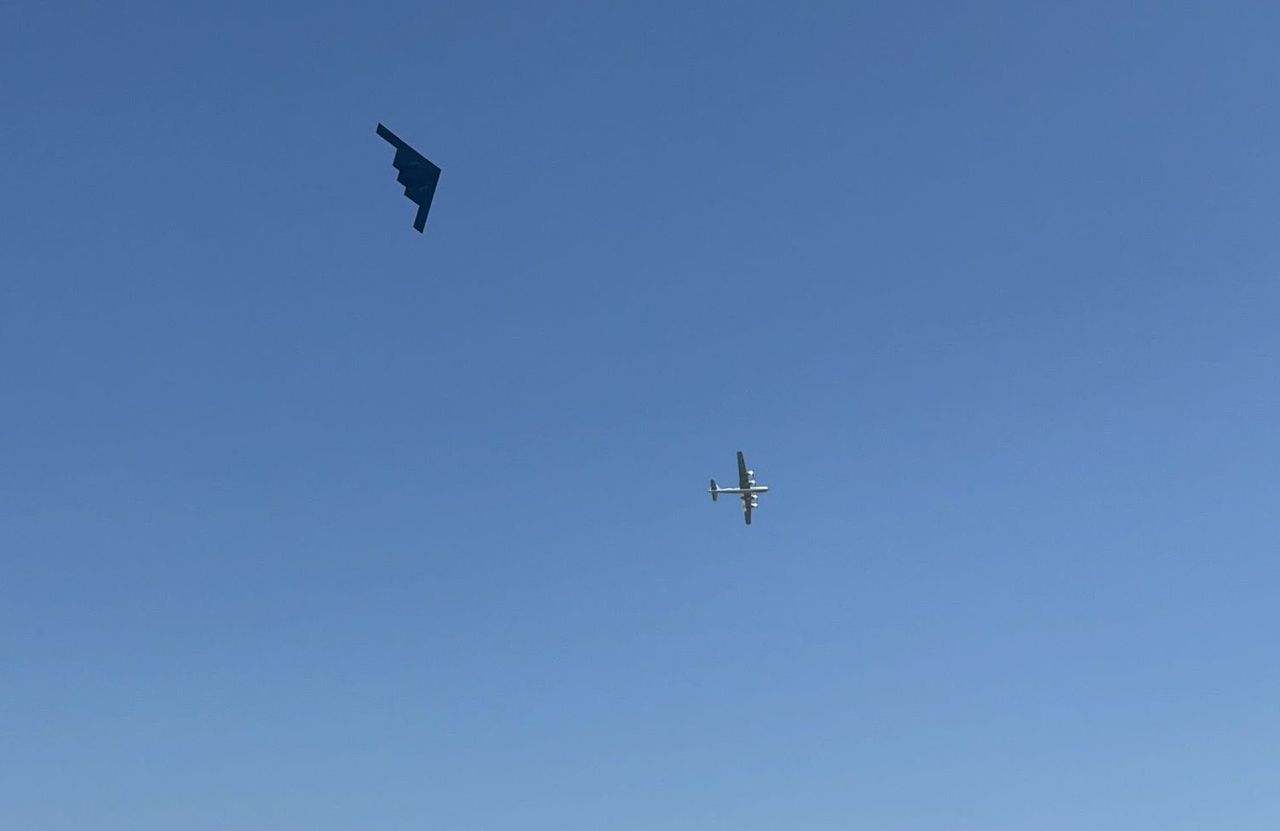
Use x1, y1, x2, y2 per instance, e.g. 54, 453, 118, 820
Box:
376, 123, 441, 233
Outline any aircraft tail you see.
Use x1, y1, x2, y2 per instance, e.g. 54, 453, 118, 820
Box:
710, 480, 719, 501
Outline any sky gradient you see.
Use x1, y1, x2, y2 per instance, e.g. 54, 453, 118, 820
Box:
4, 2, 1280, 828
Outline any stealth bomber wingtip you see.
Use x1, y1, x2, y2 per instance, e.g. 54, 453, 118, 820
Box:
376, 123, 441, 234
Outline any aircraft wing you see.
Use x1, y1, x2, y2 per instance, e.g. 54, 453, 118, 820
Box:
742, 494, 753, 525
737, 451, 751, 489
376, 123, 441, 233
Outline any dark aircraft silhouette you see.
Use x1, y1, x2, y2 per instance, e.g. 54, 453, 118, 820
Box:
376, 123, 441, 233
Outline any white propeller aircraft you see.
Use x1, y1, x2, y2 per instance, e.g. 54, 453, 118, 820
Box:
709, 451, 770, 525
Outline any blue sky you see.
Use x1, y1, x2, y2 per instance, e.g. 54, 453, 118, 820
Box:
3, 2, 1280, 828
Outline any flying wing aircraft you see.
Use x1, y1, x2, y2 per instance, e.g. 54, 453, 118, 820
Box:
709, 451, 769, 525
376, 123, 441, 233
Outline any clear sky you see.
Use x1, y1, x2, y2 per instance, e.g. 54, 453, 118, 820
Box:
3, 2, 1280, 828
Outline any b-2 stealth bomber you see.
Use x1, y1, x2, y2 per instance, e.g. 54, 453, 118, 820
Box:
376, 123, 441, 233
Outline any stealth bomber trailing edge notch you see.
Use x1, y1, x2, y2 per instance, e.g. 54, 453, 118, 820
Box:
376, 123, 441, 233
